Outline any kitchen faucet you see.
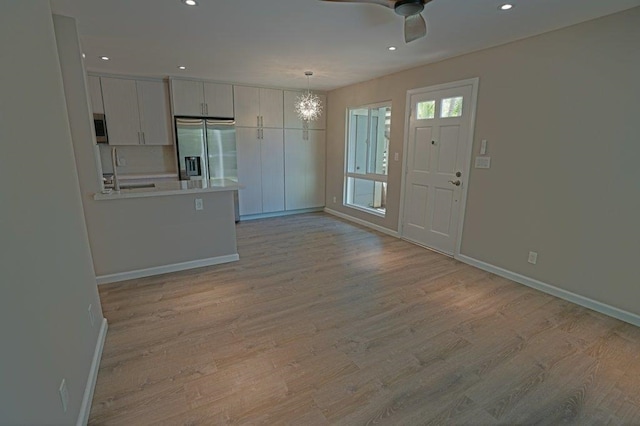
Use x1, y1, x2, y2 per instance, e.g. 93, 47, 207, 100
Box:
111, 147, 121, 191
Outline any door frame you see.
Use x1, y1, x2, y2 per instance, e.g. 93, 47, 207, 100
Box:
398, 77, 480, 256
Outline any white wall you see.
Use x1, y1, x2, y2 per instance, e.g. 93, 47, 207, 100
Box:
0, 2, 104, 424
326, 7, 640, 317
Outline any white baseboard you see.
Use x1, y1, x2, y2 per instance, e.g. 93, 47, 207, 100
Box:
240, 207, 324, 221
456, 254, 640, 327
77, 318, 108, 426
324, 208, 400, 238
96, 254, 240, 285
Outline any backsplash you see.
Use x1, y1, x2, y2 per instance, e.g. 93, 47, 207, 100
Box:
100, 145, 177, 175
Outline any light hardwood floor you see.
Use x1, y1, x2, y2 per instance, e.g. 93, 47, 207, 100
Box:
91, 213, 640, 425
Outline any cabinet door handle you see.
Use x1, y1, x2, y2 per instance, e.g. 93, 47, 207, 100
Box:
137, 131, 141, 144
142, 132, 146, 145
260, 128, 264, 140
257, 116, 260, 127
260, 116, 264, 128
257, 128, 260, 140
205, 103, 209, 115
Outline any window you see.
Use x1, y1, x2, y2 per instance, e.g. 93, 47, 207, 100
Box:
416, 100, 435, 119
344, 102, 391, 216
440, 96, 463, 118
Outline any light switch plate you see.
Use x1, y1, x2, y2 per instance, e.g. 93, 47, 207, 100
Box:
195, 198, 203, 211
528, 251, 538, 264
475, 156, 491, 169
480, 139, 488, 155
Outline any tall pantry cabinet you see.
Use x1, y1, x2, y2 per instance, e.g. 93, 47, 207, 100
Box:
234, 86, 285, 215
283, 90, 326, 210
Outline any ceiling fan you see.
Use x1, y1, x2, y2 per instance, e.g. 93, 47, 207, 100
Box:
322, 0, 433, 43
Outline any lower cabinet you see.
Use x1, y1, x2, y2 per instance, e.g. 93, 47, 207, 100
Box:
236, 127, 284, 216
284, 129, 326, 210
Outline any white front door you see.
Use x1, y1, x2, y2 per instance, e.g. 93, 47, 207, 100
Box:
401, 81, 476, 255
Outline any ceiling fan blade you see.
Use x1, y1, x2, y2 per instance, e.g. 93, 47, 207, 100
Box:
404, 13, 427, 43
321, 0, 395, 9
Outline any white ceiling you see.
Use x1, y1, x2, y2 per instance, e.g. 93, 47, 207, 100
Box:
50, 0, 640, 91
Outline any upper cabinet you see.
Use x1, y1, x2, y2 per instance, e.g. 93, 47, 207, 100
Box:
137, 80, 172, 146
87, 75, 104, 114
100, 77, 172, 146
171, 79, 234, 118
234, 86, 283, 128
283, 90, 326, 130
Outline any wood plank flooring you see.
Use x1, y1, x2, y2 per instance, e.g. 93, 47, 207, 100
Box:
90, 213, 640, 425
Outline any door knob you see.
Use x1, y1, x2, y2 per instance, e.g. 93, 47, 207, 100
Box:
448, 180, 461, 186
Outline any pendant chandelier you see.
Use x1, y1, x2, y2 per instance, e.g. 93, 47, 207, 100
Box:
295, 71, 323, 122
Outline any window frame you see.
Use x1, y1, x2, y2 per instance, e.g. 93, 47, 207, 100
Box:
343, 100, 391, 217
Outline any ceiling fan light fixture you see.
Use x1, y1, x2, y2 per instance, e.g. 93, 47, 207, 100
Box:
394, 0, 424, 17
295, 71, 323, 122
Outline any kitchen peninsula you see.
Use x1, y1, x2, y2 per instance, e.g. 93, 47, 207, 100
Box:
90, 180, 240, 284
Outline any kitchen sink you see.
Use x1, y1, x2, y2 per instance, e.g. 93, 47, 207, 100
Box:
120, 183, 156, 189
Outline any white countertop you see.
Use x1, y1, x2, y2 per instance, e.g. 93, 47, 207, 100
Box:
94, 179, 240, 200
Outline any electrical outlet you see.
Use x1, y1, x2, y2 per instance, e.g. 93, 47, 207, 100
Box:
59, 379, 69, 413
394, 152, 399, 161
195, 198, 203, 211
333, 196, 337, 203
528, 251, 538, 264
88, 304, 95, 327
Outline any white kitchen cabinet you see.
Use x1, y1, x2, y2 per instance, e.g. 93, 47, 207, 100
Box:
101, 77, 140, 145
171, 79, 234, 118
283, 90, 326, 130
236, 127, 263, 216
236, 127, 285, 215
137, 80, 172, 146
233, 86, 283, 128
261, 128, 285, 213
101, 77, 172, 146
87, 75, 104, 114
284, 129, 325, 210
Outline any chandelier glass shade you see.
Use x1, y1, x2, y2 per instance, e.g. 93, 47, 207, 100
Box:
295, 71, 323, 122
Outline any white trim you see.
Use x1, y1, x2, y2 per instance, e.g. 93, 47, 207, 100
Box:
239, 207, 324, 221
456, 254, 640, 328
454, 79, 479, 256
77, 318, 108, 426
96, 254, 239, 285
324, 208, 400, 238
398, 78, 480, 256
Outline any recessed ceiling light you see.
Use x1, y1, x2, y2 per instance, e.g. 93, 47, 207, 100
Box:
181, 0, 198, 6
499, 4, 513, 11
82, 53, 86, 58
100, 56, 110, 61
388, 46, 397, 51
178, 66, 187, 70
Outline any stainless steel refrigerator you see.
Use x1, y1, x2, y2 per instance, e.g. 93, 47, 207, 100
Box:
175, 117, 239, 220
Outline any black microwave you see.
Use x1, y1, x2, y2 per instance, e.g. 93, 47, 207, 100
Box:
93, 113, 108, 144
